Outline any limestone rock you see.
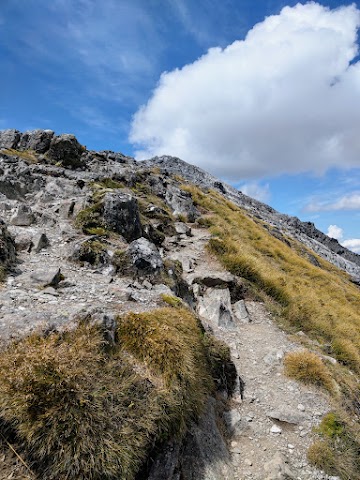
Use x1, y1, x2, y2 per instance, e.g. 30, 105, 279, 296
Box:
174, 222, 191, 236
233, 299, 251, 323
30, 267, 62, 287
128, 237, 163, 274
103, 192, 142, 242
10, 204, 35, 226
47, 133, 84, 168
33, 232, 50, 253
0, 129, 20, 149
267, 409, 305, 425
264, 452, 296, 480
197, 287, 235, 329
165, 184, 198, 222
18, 129, 54, 153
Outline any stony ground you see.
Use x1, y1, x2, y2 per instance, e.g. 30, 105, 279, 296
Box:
0, 218, 337, 480
169, 227, 337, 480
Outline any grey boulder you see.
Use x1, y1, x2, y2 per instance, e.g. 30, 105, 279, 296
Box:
10, 204, 35, 226
30, 267, 62, 287
19, 129, 54, 153
128, 237, 163, 274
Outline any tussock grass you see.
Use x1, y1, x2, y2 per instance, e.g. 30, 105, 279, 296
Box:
308, 412, 360, 479
0, 307, 232, 479
283, 350, 334, 392
183, 185, 360, 479
2, 148, 38, 164
184, 186, 360, 372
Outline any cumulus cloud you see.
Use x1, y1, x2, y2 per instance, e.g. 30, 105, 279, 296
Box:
327, 224, 343, 240
239, 181, 270, 202
306, 192, 360, 212
130, 3, 360, 181
342, 238, 360, 253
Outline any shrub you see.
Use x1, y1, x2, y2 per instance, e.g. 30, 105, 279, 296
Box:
283, 350, 334, 392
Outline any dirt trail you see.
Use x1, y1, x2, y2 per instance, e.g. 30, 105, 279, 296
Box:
170, 226, 335, 480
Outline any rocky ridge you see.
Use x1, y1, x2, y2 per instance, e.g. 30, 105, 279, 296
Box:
0, 129, 347, 479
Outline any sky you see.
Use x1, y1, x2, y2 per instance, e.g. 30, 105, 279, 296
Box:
1, 0, 360, 251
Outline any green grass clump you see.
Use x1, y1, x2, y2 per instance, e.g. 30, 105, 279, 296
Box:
160, 294, 183, 307
308, 412, 360, 479
283, 350, 334, 392
0, 308, 229, 479
76, 239, 108, 265
75, 201, 105, 235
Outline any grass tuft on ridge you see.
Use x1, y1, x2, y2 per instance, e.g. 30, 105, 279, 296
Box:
0, 307, 231, 480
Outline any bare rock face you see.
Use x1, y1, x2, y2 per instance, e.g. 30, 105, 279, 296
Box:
0, 219, 16, 273
18, 129, 55, 153
103, 192, 143, 242
47, 133, 85, 168
147, 398, 234, 480
0, 129, 21, 149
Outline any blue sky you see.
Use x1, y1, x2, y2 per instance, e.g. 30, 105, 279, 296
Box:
1, 0, 360, 250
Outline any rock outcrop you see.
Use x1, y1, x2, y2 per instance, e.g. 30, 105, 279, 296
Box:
0, 130, 350, 480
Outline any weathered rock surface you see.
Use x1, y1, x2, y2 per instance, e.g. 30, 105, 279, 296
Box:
47, 133, 84, 167
0, 220, 16, 271
10, 204, 35, 226
103, 192, 142, 241
0, 129, 21, 149
127, 237, 163, 274
0, 131, 342, 480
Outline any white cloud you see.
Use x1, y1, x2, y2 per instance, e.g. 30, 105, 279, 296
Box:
130, 3, 360, 181
306, 192, 360, 212
342, 238, 360, 254
239, 181, 270, 202
327, 224, 343, 240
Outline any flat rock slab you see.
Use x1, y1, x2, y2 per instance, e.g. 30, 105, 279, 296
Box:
267, 409, 306, 425
30, 267, 62, 287
191, 271, 236, 287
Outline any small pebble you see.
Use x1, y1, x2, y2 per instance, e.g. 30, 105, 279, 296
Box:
270, 424, 282, 434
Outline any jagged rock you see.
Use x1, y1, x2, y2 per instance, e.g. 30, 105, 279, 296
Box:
10, 204, 35, 226
264, 452, 296, 480
47, 133, 84, 168
18, 129, 54, 153
128, 237, 163, 274
232, 299, 251, 323
0, 220, 16, 272
103, 192, 143, 241
0, 129, 20, 149
30, 267, 62, 287
33, 232, 50, 253
197, 287, 235, 329
165, 184, 198, 222
267, 409, 305, 425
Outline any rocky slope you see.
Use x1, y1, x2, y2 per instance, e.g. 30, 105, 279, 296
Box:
0, 128, 355, 480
